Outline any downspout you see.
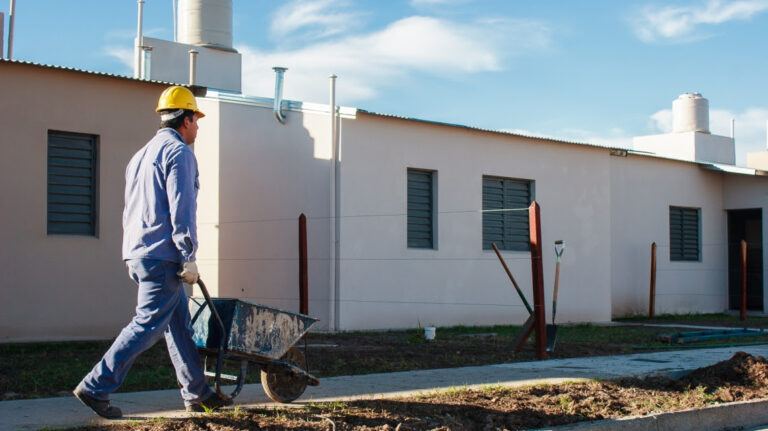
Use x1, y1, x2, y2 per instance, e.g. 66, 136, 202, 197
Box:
273, 67, 287, 124
7, 0, 15, 59
134, 0, 145, 78
329, 74, 340, 331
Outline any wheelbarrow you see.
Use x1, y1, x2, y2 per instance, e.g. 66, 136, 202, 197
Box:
188, 278, 320, 403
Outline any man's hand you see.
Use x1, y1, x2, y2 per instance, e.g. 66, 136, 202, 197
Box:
178, 261, 199, 284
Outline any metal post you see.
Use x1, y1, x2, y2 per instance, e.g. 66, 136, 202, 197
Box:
529, 201, 547, 360
299, 214, 308, 315
741, 239, 747, 321
649, 242, 657, 317
7, 0, 15, 59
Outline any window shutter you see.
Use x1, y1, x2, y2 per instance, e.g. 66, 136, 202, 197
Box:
47, 131, 98, 235
407, 169, 434, 248
670, 206, 699, 261
483, 176, 532, 251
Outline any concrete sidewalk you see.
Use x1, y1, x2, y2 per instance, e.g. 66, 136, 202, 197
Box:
3, 344, 768, 430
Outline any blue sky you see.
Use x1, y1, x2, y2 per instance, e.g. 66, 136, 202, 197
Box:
4, 0, 768, 164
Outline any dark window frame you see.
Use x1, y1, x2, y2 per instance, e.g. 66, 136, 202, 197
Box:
47, 130, 99, 236
669, 206, 700, 261
407, 168, 437, 249
482, 175, 534, 251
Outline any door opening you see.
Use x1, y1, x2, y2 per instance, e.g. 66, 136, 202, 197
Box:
728, 209, 763, 311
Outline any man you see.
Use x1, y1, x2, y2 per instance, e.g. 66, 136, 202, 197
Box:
73, 86, 231, 418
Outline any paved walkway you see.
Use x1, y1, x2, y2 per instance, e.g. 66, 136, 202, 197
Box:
4, 343, 768, 430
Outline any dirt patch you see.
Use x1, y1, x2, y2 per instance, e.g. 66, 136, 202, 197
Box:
74, 352, 768, 430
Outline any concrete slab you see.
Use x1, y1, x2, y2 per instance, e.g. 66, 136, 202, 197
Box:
3, 344, 768, 430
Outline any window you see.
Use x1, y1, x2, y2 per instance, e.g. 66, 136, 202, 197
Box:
47, 131, 98, 236
407, 168, 436, 248
483, 176, 533, 251
669, 206, 700, 261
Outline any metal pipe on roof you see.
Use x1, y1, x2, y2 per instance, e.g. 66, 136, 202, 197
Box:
188, 49, 198, 85
172, 0, 177, 42
8, 0, 15, 60
272, 67, 287, 124
141, 46, 153, 79
134, 0, 145, 79
731, 118, 735, 139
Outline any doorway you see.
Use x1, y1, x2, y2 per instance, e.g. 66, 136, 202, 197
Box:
728, 209, 763, 311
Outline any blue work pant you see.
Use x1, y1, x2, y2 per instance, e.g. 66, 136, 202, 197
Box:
77, 259, 212, 404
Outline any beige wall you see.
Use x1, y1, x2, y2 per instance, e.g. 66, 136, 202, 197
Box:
609, 155, 728, 317
194, 95, 334, 329
337, 114, 613, 330
0, 62, 168, 341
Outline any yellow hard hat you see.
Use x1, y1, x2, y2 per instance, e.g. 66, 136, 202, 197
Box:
156, 86, 205, 118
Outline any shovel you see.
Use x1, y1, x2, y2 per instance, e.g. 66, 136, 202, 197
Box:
546, 240, 565, 352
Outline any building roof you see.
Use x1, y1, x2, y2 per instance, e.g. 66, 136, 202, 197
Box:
0, 58, 176, 86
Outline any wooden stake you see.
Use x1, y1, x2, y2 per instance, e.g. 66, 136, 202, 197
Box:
649, 242, 656, 318
741, 239, 747, 321
299, 214, 308, 315
529, 202, 547, 360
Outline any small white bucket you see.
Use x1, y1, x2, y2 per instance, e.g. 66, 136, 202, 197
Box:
424, 326, 436, 341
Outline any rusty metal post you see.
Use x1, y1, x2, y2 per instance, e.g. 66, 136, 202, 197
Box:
741, 239, 747, 321
649, 242, 657, 317
299, 214, 308, 315
529, 201, 547, 360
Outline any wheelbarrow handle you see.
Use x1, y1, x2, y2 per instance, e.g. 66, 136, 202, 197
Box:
195, 277, 231, 401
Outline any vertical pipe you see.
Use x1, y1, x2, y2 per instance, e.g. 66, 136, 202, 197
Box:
299, 214, 308, 315
328, 74, 338, 331
730, 118, 735, 139
273, 67, 287, 123
528, 201, 547, 360
141, 46, 153, 79
188, 50, 198, 85
741, 239, 748, 321
7, 0, 15, 60
649, 242, 657, 317
134, 0, 145, 78
172, 0, 177, 42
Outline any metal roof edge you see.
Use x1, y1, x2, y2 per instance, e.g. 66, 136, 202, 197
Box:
205, 89, 357, 119
700, 163, 767, 176
356, 108, 631, 152
0, 58, 181, 86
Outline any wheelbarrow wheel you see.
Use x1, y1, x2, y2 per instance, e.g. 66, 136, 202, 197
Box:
261, 347, 308, 403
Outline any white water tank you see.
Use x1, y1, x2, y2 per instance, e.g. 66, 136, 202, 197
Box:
178, 0, 233, 51
672, 93, 710, 133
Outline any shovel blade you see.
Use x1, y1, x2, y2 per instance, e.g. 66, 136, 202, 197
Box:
545, 324, 557, 352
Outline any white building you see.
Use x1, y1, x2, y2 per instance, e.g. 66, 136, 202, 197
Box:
1, 0, 767, 340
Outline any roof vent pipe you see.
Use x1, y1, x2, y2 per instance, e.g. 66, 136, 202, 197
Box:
7, 0, 15, 59
273, 67, 287, 124
188, 49, 198, 85
141, 46, 153, 79
134, 0, 145, 78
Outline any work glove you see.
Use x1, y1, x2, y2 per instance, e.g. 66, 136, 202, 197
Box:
178, 261, 199, 284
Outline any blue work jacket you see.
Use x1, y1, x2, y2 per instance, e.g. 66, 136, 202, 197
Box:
122, 128, 199, 263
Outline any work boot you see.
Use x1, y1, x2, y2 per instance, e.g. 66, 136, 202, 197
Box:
73, 387, 123, 419
185, 392, 233, 412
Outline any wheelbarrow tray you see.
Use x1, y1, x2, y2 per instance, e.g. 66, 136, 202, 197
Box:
189, 297, 318, 362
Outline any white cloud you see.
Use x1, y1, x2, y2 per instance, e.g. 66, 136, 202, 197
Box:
271, 0, 361, 41
632, 0, 768, 43
240, 16, 551, 104
649, 107, 768, 165
103, 46, 134, 71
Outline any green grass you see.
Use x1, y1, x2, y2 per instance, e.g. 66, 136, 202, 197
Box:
4, 315, 768, 401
